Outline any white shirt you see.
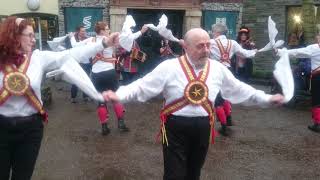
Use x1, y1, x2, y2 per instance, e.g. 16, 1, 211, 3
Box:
286, 44, 320, 71
116, 55, 272, 117
119, 31, 142, 52
0, 42, 105, 117
210, 35, 257, 67
91, 35, 114, 73
70, 36, 93, 64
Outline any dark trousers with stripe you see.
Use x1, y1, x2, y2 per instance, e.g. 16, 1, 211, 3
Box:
0, 114, 44, 180
163, 115, 210, 180
71, 63, 92, 99
311, 74, 320, 107
311, 74, 320, 124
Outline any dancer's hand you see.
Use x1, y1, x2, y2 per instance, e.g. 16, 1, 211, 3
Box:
178, 39, 185, 47
269, 93, 284, 106
141, 25, 149, 34
102, 32, 120, 47
102, 90, 119, 102
67, 32, 74, 38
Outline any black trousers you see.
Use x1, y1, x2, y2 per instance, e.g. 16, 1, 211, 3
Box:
92, 69, 119, 93
0, 114, 44, 180
311, 74, 320, 107
71, 63, 92, 98
163, 115, 210, 180
121, 71, 138, 85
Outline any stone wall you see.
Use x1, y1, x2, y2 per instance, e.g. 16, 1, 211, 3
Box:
242, 0, 304, 78
58, 0, 110, 35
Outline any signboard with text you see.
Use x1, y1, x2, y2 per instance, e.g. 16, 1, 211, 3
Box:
202, 10, 239, 40
64, 7, 103, 36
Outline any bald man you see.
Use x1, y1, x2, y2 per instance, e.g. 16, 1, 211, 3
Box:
103, 28, 283, 180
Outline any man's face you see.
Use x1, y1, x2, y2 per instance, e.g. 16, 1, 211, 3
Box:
184, 34, 211, 67
78, 28, 87, 39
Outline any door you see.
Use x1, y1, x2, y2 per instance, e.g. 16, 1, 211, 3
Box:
202, 11, 239, 40
127, 9, 184, 74
64, 7, 103, 36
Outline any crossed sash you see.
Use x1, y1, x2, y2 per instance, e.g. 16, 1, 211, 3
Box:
159, 55, 215, 146
0, 55, 47, 121
215, 39, 232, 64
91, 37, 117, 65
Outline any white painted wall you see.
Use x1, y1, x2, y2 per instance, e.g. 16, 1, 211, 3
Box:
1, 0, 58, 15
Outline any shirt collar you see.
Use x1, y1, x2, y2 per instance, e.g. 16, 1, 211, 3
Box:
96, 35, 105, 39
185, 53, 205, 71
214, 35, 227, 40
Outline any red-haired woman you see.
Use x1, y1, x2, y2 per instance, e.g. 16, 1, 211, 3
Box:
0, 16, 117, 180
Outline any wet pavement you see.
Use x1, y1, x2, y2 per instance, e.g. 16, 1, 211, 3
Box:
32, 81, 320, 180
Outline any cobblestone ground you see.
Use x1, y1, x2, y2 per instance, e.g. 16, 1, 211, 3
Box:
32, 81, 320, 180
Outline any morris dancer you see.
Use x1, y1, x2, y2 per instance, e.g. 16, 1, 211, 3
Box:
103, 28, 284, 180
277, 34, 320, 133
210, 23, 258, 135
67, 25, 92, 103
90, 21, 131, 135
117, 25, 149, 85
0, 16, 118, 180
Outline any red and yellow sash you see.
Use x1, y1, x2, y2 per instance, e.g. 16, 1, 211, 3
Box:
159, 55, 215, 146
215, 39, 231, 64
91, 37, 118, 65
0, 55, 47, 122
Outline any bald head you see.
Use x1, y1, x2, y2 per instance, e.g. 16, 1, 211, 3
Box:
184, 28, 210, 45
183, 28, 211, 68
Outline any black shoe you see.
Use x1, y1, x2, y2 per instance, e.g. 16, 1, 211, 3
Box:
226, 116, 232, 126
101, 123, 110, 135
308, 124, 320, 133
219, 125, 229, 136
118, 119, 129, 132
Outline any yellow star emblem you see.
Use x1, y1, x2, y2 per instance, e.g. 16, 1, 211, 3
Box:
11, 77, 22, 89
192, 87, 202, 97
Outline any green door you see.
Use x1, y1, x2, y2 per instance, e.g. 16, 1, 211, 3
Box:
202, 11, 239, 40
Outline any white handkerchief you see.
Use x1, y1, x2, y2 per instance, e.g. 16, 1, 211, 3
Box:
148, 14, 180, 42
273, 48, 294, 103
119, 15, 137, 51
258, 16, 284, 52
46, 55, 104, 102
47, 35, 68, 51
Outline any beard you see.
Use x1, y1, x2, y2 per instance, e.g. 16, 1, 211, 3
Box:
194, 55, 209, 69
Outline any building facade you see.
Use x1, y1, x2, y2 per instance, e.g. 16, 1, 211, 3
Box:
243, 0, 320, 77
58, 0, 245, 73
1, 0, 59, 50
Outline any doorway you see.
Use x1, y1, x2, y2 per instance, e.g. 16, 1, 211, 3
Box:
127, 9, 184, 74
